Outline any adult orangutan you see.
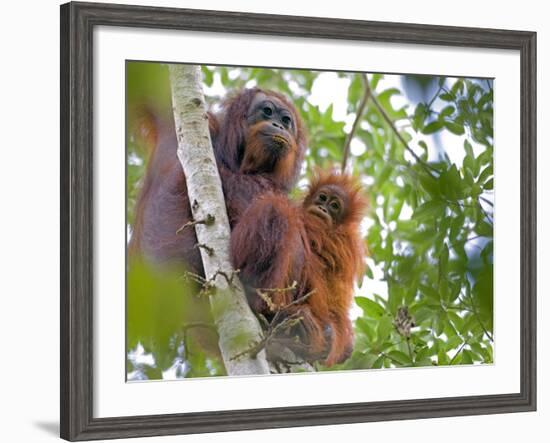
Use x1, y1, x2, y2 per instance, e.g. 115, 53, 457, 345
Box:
128, 88, 307, 357
231, 171, 368, 366
129, 87, 307, 275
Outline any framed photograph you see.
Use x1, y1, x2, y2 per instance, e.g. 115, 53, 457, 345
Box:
60, 1, 536, 441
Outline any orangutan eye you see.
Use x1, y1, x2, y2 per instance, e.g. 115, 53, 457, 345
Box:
263, 106, 273, 116
330, 201, 340, 212
282, 115, 292, 126
319, 193, 327, 202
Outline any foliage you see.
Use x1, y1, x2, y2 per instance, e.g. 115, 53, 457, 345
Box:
126, 62, 493, 378
127, 262, 226, 379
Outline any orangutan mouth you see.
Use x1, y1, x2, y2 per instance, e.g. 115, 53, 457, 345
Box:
271, 134, 289, 146
307, 205, 332, 224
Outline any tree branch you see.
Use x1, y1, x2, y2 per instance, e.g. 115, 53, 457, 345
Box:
449, 340, 468, 365
364, 74, 440, 178
168, 64, 270, 376
341, 76, 371, 172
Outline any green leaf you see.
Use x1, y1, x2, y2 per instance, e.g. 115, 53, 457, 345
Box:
439, 106, 455, 118
201, 66, 214, 87
347, 74, 363, 108
413, 200, 444, 222
355, 317, 376, 343
376, 315, 394, 343
461, 349, 474, 364
418, 172, 440, 197
469, 343, 485, 359
445, 335, 463, 351
444, 121, 465, 135
419, 284, 440, 302
439, 243, 449, 278
434, 312, 447, 336
413, 103, 428, 130
449, 212, 465, 240
372, 356, 384, 369
365, 266, 374, 279
473, 267, 494, 329
481, 241, 493, 265
355, 296, 385, 318
387, 282, 406, 313
378, 164, 393, 186
370, 74, 382, 90
476, 219, 493, 237
127, 262, 193, 369
377, 88, 407, 119
412, 306, 434, 324
464, 139, 474, 158
478, 165, 493, 184
463, 153, 475, 177
451, 79, 464, 96
418, 140, 429, 153
438, 347, 450, 365
422, 120, 444, 135
387, 350, 412, 366
439, 164, 464, 200
415, 346, 436, 362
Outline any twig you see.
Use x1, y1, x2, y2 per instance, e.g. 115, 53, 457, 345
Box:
364, 74, 440, 178
282, 289, 314, 310
257, 290, 279, 313
449, 340, 468, 365
464, 290, 494, 342
477, 200, 494, 225
445, 199, 481, 209
210, 269, 240, 289
406, 338, 413, 361
230, 312, 304, 361
175, 214, 215, 235
256, 281, 303, 312
260, 289, 314, 336
181, 270, 208, 285
479, 196, 494, 208
256, 281, 298, 311
231, 289, 315, 361
181, 270, 216, 298
182, 269, 240, 300
269, 354, 309, 373
426, 84, 444, 109
341, 76, 371, 172
195, 243, 214, 256
256, 281, 298, 294
379, 352, 404, 367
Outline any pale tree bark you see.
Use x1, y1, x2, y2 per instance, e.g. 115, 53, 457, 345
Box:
168, 64, 270, 376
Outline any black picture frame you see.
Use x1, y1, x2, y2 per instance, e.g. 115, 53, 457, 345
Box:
60, 1, 537, 441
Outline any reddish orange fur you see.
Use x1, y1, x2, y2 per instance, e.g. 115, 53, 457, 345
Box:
240, 121, 299, 189
129, 88, 306, 272
231, 170, 368, 366
300, 171, 367, 365
129, 89, 307, 359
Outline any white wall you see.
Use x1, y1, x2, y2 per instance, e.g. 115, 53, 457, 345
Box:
0, 1, 546, 442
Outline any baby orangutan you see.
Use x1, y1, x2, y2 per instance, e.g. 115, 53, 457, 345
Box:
231, 171, 368, 366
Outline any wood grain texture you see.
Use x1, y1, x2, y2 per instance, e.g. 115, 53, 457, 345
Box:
60, 1, 537, 440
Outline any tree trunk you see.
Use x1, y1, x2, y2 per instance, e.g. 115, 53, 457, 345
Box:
168, 64, 270, 376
